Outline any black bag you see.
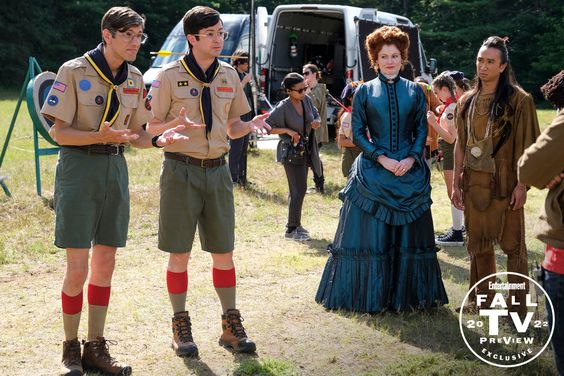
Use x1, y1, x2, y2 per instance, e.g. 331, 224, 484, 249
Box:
283, 101, 308, 165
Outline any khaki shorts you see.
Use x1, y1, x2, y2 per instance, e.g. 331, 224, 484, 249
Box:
53, 147, 129, 249
158, 159, 235, 253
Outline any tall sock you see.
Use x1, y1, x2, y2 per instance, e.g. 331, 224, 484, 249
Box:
62, 290, 83, 340
451, 204, 464, 231
87, 284, 111, 341
213, 267, 236, 314
167, 270, 188, 314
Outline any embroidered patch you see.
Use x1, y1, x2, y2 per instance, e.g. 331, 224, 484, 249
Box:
95, 95, 104, 105
177, 80, 189, 87
151, 80, 160, 89
147, 94, 152, 101
123, 88, 140, 95
126, 79, 135, 88
447, 113, 454, 120
145, 98, 151, 110
221, 78, 228, 85
124, 114, 130, 126
53, 81, 67, 93
47, 95, 58, 106
79, 79, 91, 91
217, 87, 234, 93
190, 88, 198, 96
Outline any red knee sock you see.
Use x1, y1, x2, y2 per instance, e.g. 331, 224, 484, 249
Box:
87, 284, 111, 306
167, 270, 188, 294
212, 267, 236, 288
61, 291, 83, 315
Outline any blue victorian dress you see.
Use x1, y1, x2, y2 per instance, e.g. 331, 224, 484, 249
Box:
315, 74, 448, 312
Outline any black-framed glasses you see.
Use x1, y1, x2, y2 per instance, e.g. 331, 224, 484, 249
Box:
302, 71, 312, 76
193, 31, 229, 41
290, 87, 307, 94
116, 30, 148, 44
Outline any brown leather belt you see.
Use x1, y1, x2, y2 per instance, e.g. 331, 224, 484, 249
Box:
65, 144, 125, 155
164, 151, 226, 168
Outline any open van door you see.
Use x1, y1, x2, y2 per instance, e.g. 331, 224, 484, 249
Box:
357, 19, 423, 81
255, 6, 268, 77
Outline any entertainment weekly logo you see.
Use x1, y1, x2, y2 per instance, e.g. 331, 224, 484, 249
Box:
458, 272, 555, 367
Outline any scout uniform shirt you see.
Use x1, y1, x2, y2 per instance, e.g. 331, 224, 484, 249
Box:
41, 56, 152, 134
148, 60, 251, 159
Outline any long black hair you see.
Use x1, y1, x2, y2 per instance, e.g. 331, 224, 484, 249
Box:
461, 36, 520, 122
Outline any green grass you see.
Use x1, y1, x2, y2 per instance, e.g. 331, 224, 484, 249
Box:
0, 93, 559, 375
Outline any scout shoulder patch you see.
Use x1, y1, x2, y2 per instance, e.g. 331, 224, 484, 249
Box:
47, 95, 58, 106
151, 80, 160, 89
126, 78, 135, 88
177, 80, 189, 87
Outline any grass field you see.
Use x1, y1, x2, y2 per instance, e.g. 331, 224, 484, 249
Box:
0, 91, 559, 376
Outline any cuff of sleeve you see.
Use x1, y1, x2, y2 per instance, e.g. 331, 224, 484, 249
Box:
408, 151, 423, 166
370, 149, 385, 161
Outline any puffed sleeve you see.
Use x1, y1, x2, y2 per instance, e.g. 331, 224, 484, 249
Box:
352, 84, 382, 160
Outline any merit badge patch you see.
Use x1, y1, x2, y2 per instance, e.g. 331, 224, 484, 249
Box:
123, 88, 140, 95
79, 79, 91, 91
145, 97, 151, 110
47, 95, 59, 106
95, 95, 104, 105
217, 87, 234, 93
127, 79, 135, 88
151, 80, 160, 89
177, 80, 189, 87
190, 88, 198, 96
53, 81, 67, 93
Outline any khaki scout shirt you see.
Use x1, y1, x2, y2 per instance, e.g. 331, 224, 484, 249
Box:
149, 60, 251, 159
41, 56, 152, 133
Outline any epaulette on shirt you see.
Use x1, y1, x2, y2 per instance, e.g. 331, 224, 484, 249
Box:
128, 64, 143, 77
60, 57, 88, 71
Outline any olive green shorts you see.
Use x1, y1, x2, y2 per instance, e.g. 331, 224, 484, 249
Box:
158, 159, 235, 253
53, 147, 129, 249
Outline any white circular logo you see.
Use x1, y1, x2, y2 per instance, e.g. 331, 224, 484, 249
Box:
458, 271, 554, 367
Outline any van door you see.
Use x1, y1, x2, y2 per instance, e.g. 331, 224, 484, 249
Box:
357, 19, 422, 81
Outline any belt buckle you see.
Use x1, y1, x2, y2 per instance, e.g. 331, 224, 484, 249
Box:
200, 159, 207, 168
110, 144, 120, 156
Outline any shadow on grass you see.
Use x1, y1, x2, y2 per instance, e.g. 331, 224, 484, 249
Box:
438, 258, 470, 285
183, 357, 219, 376
239, 183, 287, 206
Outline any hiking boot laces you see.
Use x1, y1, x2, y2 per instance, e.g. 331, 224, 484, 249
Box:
174, 315, 194, 343
227, 312, 247, 339
87, 338, 119, 365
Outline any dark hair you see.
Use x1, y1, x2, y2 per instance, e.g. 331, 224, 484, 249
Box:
447, 71, 471, 92
281, 73, 304, 91
303, 63, 320, 79
365, 26, 409, 69
182, 6, 221, 49
101, 7, 145, 45
231, 50, 249, 67
540, 70, 564, 109
461, 36, 519, 121
432, 72, 457, 102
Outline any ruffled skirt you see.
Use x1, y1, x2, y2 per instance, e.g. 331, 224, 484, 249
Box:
315, 191, 449, 313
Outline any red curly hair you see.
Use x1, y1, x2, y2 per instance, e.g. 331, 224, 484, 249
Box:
365, 26, 409, 69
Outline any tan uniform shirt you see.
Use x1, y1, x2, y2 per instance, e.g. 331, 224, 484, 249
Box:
149, 60, 250, 159
41, 56, 151, 132
439, 102, 456, 140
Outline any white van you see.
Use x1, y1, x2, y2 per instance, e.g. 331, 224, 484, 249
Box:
258, 5, 437, 116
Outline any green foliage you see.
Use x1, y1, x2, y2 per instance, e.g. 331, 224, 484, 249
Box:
233, 358, 300, 376
0, 0, 561, 99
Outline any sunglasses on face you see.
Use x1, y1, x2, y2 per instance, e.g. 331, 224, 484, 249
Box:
290, 87, 307, 94
302, 71, 312, 76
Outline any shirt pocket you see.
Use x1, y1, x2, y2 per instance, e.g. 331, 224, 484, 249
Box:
213, 86, 236, 100
76, 90, 106, 130
120, 93, 139, 109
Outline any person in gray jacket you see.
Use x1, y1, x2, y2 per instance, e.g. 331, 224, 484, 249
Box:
266, 73, 321, 241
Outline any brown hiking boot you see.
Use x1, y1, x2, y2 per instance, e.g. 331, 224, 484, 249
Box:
172, 311, 199, 358
219, 309, 256, 353
60, 338, 83, 376
81, 337, 131, 376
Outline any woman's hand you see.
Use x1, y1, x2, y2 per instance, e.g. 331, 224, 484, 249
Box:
288, 130, 301, 145
377, 155, 399, 173
393, 157, 415, 176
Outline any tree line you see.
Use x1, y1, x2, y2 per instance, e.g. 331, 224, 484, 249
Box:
0, 0, 561, 100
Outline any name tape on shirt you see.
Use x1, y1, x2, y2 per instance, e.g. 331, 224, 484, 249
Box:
217, 87, 234, 93
123, 88, 140, 95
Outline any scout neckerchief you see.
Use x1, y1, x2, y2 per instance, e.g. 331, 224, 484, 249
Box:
438, 97, 455, 121
84, 43, 128, 130
180, 52, 220, 135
